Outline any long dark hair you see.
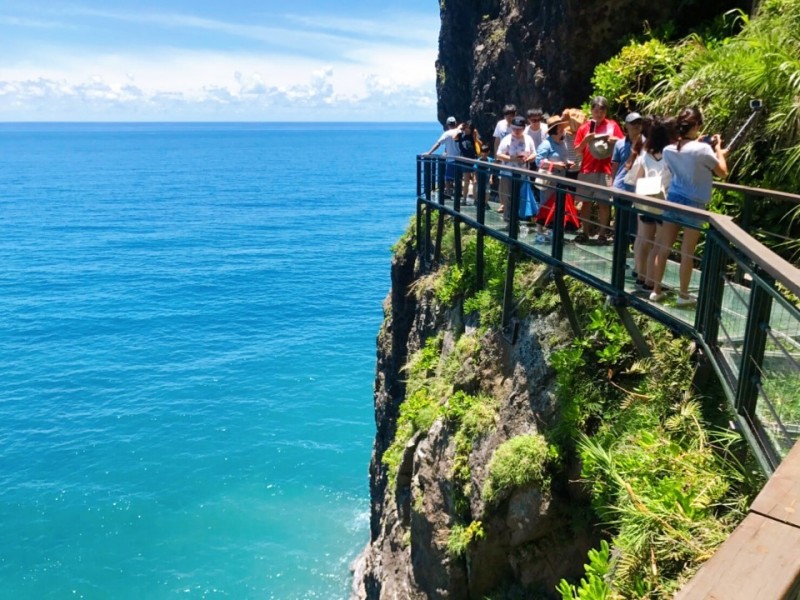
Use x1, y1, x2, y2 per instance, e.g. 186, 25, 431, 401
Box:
464, 120, 481, 143
645, 117, 677, 155
675, 107, 703, 151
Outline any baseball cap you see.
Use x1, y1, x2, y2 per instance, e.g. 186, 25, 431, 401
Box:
511, 115, 526, 129
446, 116, 457, 125
625, 112, 643, 124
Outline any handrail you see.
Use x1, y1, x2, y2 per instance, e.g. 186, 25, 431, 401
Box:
415, 153, 800, 474
708, 213, 800, 298
714, 181, 800, 205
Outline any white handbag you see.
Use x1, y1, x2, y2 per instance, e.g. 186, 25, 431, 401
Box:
635, 171, 663, 196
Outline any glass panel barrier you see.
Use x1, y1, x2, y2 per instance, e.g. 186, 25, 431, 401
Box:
755, 290, 800, 457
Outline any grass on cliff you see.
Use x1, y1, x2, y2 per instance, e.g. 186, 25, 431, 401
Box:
549, 303, 763, 599
482, 434, 558, 507
382, 331, 497, 493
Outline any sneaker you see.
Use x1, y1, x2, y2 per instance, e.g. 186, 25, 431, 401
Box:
649, 291, 667, 303
634, 281, 653, 296
597, 234, 609, 245
534, 234, 550, 244
675, 294, 697, 308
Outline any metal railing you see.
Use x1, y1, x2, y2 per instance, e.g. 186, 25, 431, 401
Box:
415, 154, 800, 474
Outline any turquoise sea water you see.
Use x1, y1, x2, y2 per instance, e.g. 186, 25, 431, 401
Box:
0, 122, 436, 599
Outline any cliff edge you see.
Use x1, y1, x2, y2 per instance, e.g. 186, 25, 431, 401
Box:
351, 239, 595, 599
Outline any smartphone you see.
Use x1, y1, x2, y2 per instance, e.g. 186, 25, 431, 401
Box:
589, 120, 596, 133
700, 135, 718, 148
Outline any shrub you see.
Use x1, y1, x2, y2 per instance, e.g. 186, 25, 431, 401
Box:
482, 434, 556, 505
556, 540, 613, 600
591, 38, 688, 115
445, 390, 498, 501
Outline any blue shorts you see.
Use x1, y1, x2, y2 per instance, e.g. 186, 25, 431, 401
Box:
445, 161, 456, 182
662, 192, 706, 228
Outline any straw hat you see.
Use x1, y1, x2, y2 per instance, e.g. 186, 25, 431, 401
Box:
546, 115, 568, 133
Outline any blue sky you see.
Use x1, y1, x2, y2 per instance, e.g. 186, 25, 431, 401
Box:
0, 1, 440, 121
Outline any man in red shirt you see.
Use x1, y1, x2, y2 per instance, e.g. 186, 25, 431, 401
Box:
573, 96, 623, 243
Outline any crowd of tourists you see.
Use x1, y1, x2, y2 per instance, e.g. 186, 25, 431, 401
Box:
422, 97, 729, 307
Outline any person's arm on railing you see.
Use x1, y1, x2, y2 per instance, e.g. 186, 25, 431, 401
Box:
423, 140, 442, 156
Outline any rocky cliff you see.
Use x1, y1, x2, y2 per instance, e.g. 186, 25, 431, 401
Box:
351, 240, 595, 599
435, 0, 749, 137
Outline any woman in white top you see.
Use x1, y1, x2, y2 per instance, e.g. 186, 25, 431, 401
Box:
648, 107, 728, 306
625, 117, 676, 295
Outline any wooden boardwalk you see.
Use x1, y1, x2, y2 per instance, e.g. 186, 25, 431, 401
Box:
675, 441, 800, 599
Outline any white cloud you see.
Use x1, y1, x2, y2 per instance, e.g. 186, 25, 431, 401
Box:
0, 61, 436, 120
0, 6, 439, 120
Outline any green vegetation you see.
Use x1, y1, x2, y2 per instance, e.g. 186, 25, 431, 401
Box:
556, 541, 613, 600
431, 221, 511, 329
589, 0, 800, 258
591, 38, 687, 112
445, 390, 498, 501
382, 388, 441, 488
550, 317, 763, 598
446, 520, 485, 558
482, 434, 557, 506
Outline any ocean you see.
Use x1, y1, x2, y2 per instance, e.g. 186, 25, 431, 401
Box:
0, 122, 437, 599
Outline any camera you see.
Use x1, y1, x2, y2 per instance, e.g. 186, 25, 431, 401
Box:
750, 99, 764, 111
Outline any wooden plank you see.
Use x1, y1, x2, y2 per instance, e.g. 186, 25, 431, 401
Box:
751, 441, 800, 528
675, 514, 800, 600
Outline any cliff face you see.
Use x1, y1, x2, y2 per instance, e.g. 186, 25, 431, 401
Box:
352, 243, 594, 599
435, 0, 748, 137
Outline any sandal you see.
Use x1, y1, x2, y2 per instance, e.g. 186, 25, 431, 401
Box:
573, 232, 589, 244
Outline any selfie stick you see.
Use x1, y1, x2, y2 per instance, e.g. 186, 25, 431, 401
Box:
725, 102, 763, 152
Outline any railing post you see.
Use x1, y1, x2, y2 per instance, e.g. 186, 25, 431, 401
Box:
611, 196, 632, 292
508, 174, 521, 239
454, 163, 463, 265
475, 164, 488, 291
434, 164, 446, 265
735, 268, 774, 420
424, 160, 433, 269
437, 158, 446, 204
551, 186, 566, 261
696, 231, 727, 345
416, 158, 422, 257
416, 155, 421, 200
501, 175, 522, 329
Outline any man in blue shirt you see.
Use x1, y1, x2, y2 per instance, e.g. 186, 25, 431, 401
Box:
611, 112, 645, 192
